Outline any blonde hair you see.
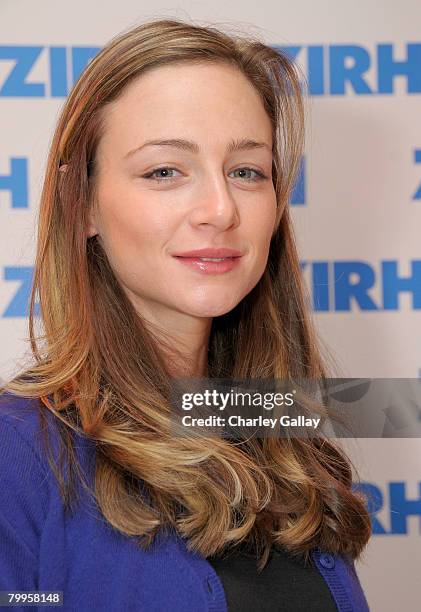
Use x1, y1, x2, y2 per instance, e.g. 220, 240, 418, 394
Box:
1, 18, 371, 571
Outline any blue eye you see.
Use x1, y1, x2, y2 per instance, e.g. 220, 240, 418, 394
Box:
143, 167, 182, 182
229, 167, 266, 181
142, 166, 267, 183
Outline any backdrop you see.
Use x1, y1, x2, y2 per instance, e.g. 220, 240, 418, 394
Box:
0, 1, 420, 609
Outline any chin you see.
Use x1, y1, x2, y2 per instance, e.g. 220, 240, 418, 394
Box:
186, 300, 241, 318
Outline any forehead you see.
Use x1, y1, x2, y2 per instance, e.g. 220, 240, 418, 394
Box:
98, 61, 273, 154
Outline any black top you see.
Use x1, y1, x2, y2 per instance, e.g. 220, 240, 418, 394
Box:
207, 543, 338, 612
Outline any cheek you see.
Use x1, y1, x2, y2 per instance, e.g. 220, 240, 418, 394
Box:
96, 186, 173, 258
240, 197, 277, 293
252, 196, 277, 252
92, 195, 173, 292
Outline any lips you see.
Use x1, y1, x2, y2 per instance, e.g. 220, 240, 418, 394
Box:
171, 247, 244, 275
172, 247, 243, 258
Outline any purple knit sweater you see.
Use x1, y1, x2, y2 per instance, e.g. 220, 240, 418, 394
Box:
0, 393, 370, 611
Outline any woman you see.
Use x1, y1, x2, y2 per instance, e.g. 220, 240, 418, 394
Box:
0, 18, 371, 611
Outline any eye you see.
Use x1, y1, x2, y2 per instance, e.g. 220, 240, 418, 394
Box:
141, 165, 267, 183
142, 166, 183, 182
229, 167, 266, 181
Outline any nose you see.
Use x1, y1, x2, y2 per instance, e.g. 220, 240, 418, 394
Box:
188, 170, 240, 231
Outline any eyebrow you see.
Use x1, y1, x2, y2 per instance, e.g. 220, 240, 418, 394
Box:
124, 137, 272, 159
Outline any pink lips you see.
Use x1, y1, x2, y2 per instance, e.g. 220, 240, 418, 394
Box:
173, 247, 243, 258
172, 247, 244, 275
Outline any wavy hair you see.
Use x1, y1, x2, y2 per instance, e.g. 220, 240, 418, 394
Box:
1, 18, 371, 571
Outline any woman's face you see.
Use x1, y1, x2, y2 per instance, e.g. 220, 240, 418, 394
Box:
88, 61, 277, 324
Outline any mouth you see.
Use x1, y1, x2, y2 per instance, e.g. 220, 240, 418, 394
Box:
172, 255, 243, 275
175, 256, 240, 261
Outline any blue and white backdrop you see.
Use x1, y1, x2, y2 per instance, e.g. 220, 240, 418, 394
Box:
0, 1, 420, 610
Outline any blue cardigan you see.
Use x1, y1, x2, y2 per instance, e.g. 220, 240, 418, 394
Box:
0, 393, 370, 611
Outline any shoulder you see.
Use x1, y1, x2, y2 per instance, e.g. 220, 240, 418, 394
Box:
0, 391, 96, 484
0, 390, 49, 435
0, 393, 53, 554
0, 390, 98, 527
0, 391, 51, 469
0, 391, 67, 473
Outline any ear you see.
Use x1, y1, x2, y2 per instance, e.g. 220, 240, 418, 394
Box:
86, 203, 99, 238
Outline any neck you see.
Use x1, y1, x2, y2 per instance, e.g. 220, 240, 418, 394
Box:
133, 301, 213, 378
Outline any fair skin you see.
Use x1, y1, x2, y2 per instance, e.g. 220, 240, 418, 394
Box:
87, 61, 277, 377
